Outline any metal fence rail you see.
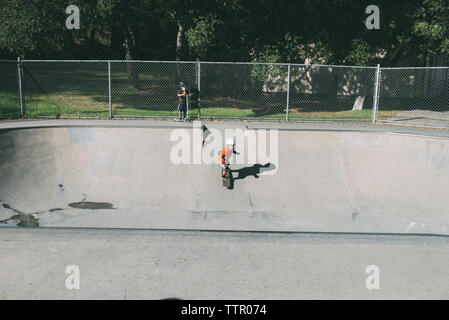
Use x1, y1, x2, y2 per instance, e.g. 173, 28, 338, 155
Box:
1, 59, 449, 128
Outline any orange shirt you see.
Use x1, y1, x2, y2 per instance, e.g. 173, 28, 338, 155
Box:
218, 146, 233, 164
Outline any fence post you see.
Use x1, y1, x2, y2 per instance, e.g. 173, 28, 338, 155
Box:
186, 95, 190, 121
17, 57, 24, 117
286, 64, 291, 121
197, 61, 201, 120
372, 64, 381, 123
108, 60, 112, 119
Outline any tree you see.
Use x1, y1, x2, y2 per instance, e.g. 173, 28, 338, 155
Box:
185, 14, 222, 60
0, 0, 63, 58
0, 0, 446, 68
413, 0, 449, 62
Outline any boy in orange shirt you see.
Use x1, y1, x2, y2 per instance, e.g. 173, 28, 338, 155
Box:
218, 138, 237, 176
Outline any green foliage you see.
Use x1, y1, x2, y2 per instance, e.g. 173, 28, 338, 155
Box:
413, 0, 449, 56
0, 0, 62, 57
250, 47, 285, 83
344, 39, 372, 66
186, 14, 222, 59
282, 33, 333, 64
0, 0, 447, 66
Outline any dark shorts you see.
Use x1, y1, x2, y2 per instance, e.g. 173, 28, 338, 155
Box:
178, 103, 186, 111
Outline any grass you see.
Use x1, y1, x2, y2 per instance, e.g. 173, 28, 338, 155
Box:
24, 93, 109, 117
0, 91, 401, 121
114, 107, 255, 119
0, 92, 21, 117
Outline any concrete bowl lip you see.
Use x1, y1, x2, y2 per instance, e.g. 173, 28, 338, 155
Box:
1, 118, 449, 141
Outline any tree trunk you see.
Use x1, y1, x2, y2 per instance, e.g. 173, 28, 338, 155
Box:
352, 69, 370, 111
110, 18, 123, 58
122, 22, 141, 90
89, 27, 96, 57
176, 20, 184, 61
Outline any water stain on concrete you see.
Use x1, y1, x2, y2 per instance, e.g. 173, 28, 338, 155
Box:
68, 201, 114, 210
0, 199, 114, 228
0, 203, 39, 227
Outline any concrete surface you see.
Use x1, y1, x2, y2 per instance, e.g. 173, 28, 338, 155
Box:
1, 227, 449, 299
1, 119, 449, 299
380, 110, 449, 129
1, 120, 449, 234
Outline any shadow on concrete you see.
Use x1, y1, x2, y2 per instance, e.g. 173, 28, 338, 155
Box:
231, 163, 276, 181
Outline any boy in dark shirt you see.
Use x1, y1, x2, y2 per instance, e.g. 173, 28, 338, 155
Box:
177, 82, 192, 120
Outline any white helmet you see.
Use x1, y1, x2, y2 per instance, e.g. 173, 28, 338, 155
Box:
226, 138, 235, 146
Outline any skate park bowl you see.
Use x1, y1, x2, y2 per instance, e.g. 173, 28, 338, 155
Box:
1, 120, 449, 236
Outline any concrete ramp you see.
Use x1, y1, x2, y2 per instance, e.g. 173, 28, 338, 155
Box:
1, 123, 449, 235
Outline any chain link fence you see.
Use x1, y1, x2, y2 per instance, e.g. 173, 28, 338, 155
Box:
0, 59, 21, 119
1, 59, 449, 128
200, 62, 288, 120
111, 61, 197, 118
21, 60, 109, 118
288, 64, 377, 121
378, 67, 449, 127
